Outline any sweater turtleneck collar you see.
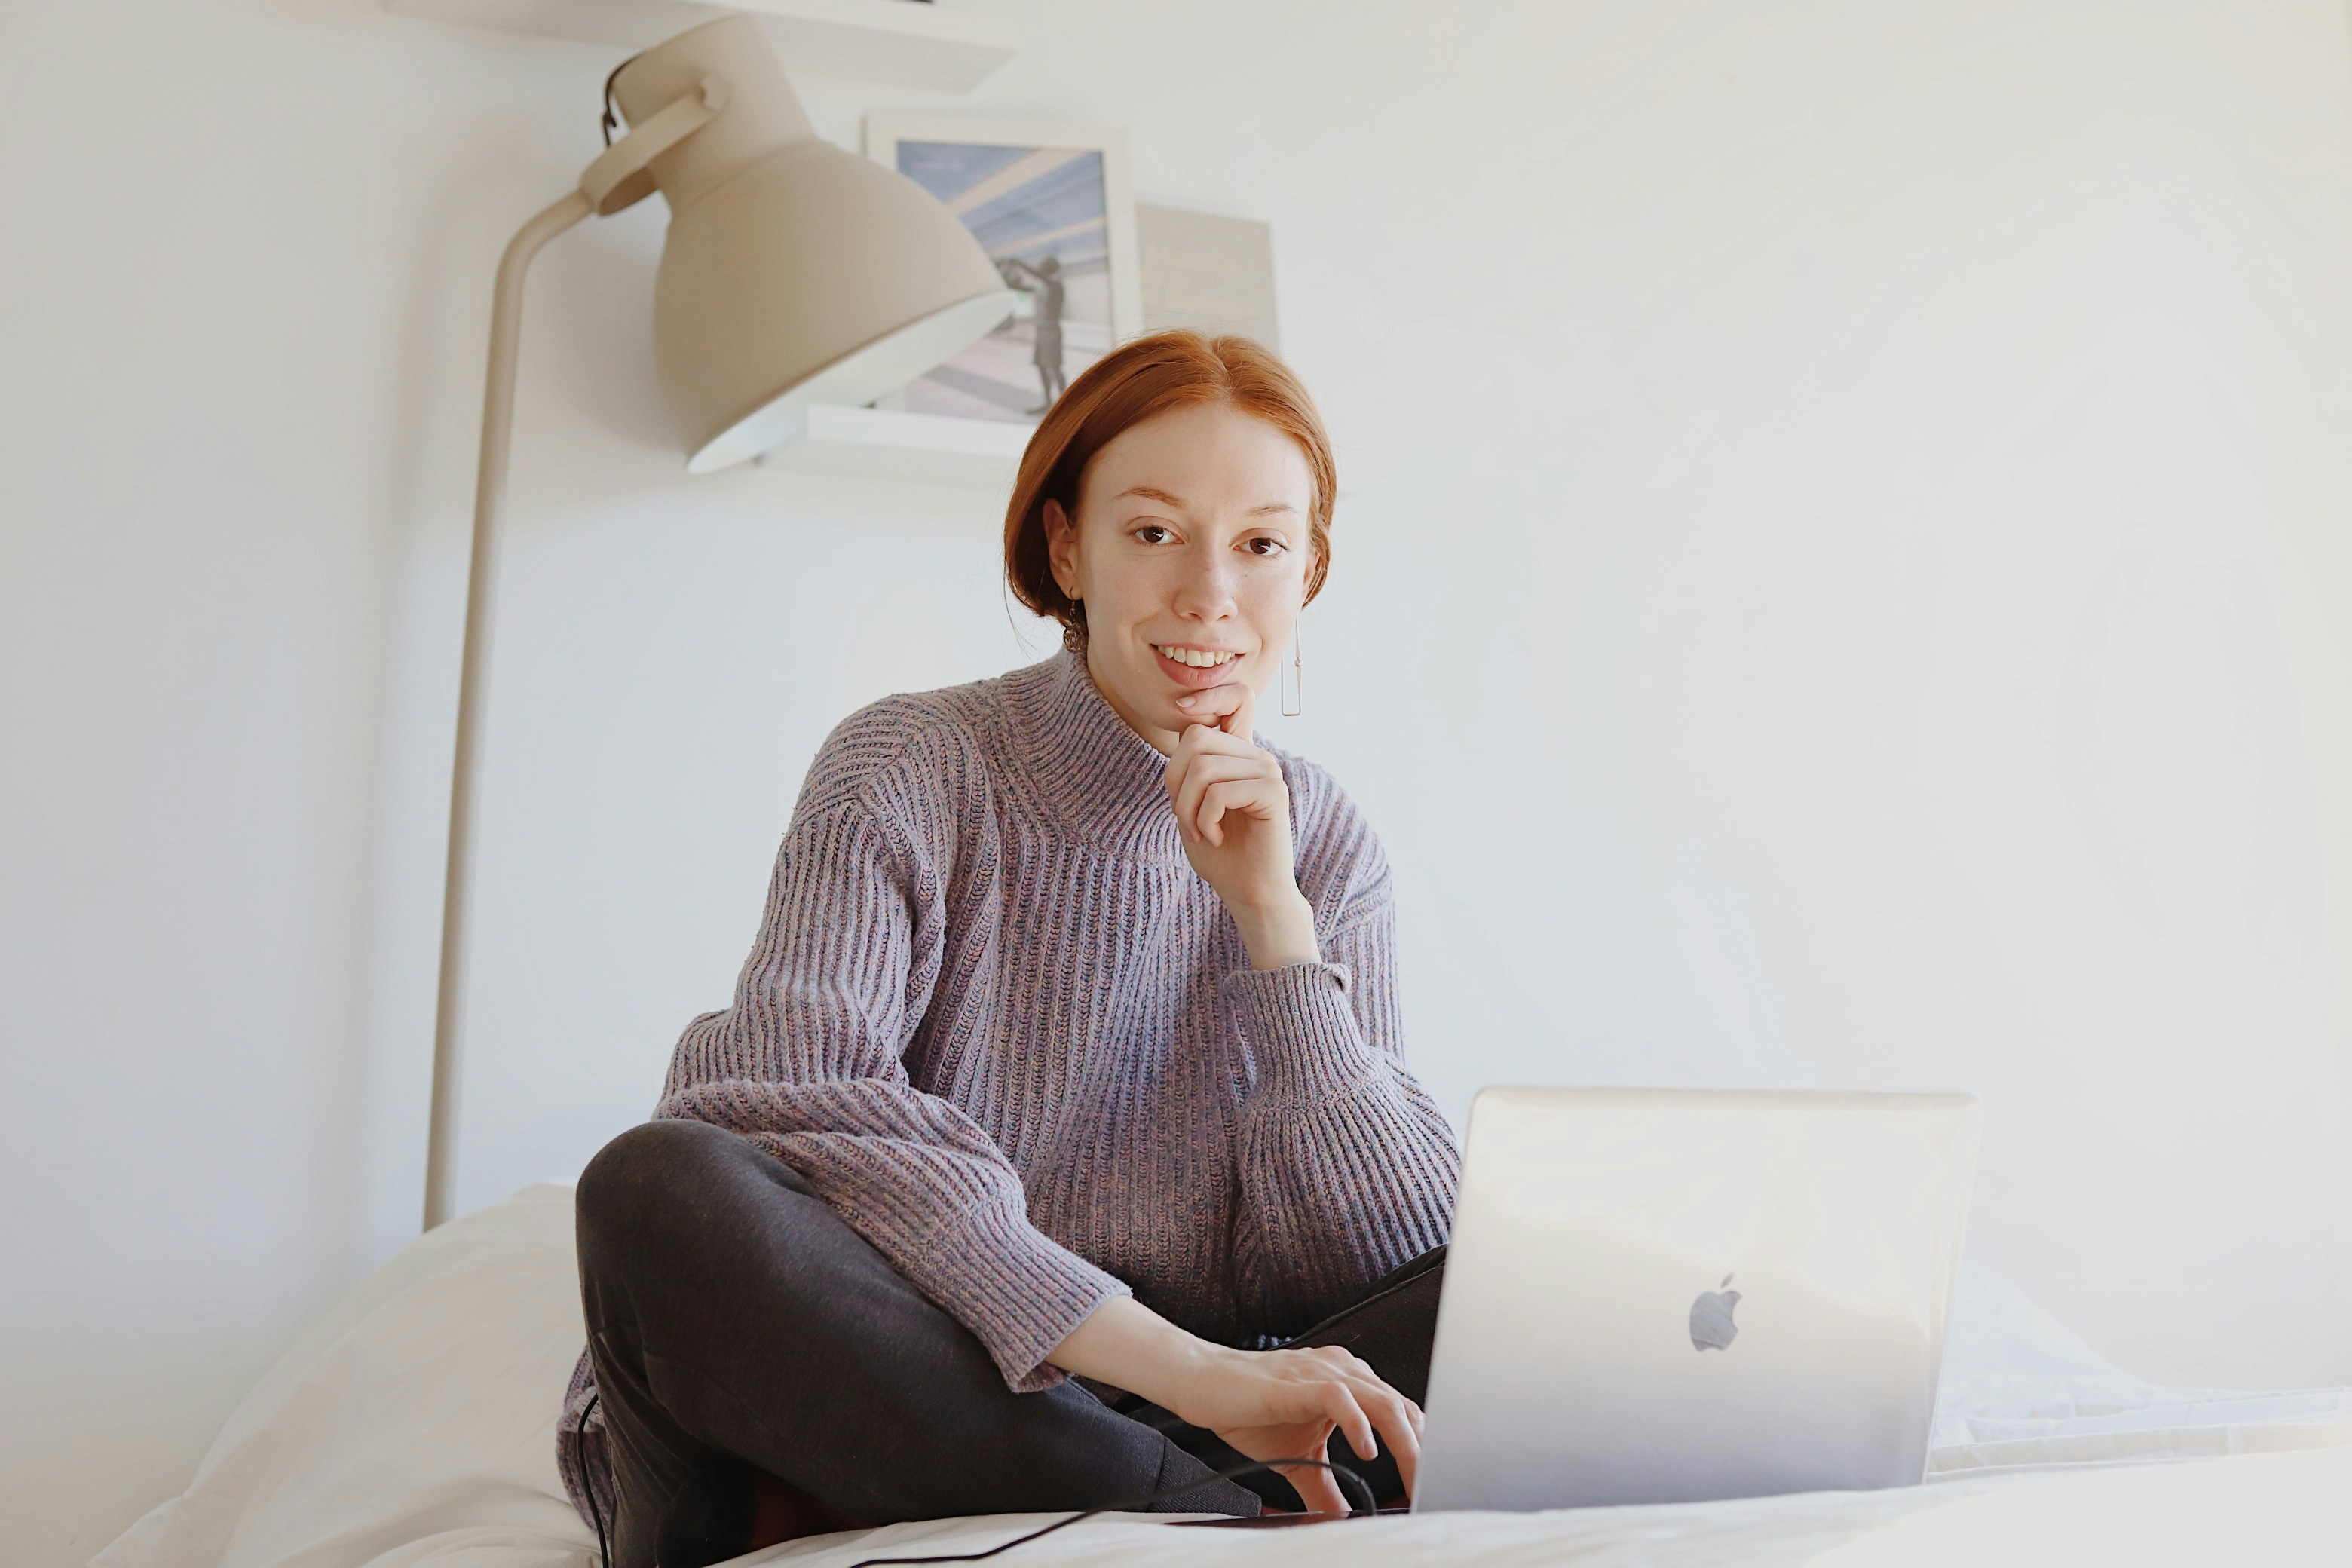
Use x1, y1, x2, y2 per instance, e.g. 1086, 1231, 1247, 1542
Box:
1002, 646, 1186, 862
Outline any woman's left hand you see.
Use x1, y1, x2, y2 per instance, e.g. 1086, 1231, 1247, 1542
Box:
1165, 681, 1320, 969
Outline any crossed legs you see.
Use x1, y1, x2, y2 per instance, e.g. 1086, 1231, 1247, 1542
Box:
574, 1118, 1444, 1566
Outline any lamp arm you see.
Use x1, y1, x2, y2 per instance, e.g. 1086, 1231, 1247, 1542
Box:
423, 189, 593, 1232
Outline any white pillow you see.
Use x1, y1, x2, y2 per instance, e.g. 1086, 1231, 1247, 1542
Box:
1928, 1265, 2351, 1476
95, 1184, 596, 1568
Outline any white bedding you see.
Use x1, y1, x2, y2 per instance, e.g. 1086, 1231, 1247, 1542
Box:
95, 1184, 2351, 1568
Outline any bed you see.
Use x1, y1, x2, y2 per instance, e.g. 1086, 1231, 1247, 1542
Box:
93, 1184, 2351, 1568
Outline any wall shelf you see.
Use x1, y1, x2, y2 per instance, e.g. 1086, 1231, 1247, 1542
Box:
381, 0, 1015, 91
761, 403, 1028, 487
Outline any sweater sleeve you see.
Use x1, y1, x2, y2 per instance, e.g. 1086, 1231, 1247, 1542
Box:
656, 784, 1130, 1394
1221, 770, 1463, 1337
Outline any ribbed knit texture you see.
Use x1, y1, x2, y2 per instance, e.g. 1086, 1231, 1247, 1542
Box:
556, 648, 1462, 1527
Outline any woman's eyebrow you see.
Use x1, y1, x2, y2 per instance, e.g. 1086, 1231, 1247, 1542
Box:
1112, 486, 1299, 517
1114, 485, 1189, 507
1110, 484, 1298, 522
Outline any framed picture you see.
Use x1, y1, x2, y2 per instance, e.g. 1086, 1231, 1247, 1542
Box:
864, 114, 1142, 423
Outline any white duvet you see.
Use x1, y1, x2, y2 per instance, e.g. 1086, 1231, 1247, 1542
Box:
95, 1184, 2351, 1568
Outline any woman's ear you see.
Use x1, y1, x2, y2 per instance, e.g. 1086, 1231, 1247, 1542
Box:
1043, 498, 1081, 601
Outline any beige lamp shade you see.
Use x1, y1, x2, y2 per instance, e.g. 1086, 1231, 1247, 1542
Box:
611, 15, 1015, 471
423, 14, 1018, 1229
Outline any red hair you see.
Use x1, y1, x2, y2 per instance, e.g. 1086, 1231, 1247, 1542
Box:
1003, 330, 1336, 648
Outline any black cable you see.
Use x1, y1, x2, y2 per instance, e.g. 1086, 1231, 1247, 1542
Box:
580, 1391, 611, 1568
599, 55, 639, 146
841, 1456, 1376, 1568
578, 1396, 1365, 1568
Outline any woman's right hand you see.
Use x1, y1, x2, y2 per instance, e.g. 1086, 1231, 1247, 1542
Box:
1171, 1340, 1423, 1513
1047, 1295, 1421, 1513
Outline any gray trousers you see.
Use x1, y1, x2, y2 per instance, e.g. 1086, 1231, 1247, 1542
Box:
574, 1118, 1446, 1568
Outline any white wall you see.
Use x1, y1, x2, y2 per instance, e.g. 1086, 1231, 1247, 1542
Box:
5, 2, 2352, 1561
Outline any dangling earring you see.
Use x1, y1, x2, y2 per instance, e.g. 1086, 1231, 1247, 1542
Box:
1280, 619, 1304, 717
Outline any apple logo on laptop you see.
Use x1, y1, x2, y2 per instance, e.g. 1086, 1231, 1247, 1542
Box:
1689, 1274, 1741, 1351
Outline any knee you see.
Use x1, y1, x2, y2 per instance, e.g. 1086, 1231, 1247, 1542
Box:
576, 1118, 745, 1247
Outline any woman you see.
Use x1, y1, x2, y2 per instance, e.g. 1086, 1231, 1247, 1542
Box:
556, 330, 1462, 1568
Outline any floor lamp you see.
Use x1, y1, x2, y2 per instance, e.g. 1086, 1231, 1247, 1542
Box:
424, 14, 1015, 1229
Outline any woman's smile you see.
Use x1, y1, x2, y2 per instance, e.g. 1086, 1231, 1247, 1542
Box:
1151, 642, 1247, 688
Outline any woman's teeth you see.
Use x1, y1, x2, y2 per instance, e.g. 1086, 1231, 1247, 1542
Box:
1154, 645, 1237, 669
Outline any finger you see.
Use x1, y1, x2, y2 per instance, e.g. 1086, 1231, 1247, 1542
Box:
1196, 778, 1279, 847
1220, 679, 1257, 743
1321, 1384, 1379, 1470
1169, 751, 1237, 836
1363, 1388, 1420, 1501
1288, 1450, 1345, 1515
1171, 681, 1248, 728
1162, 721, 1226, 804
1168, 718, 1260, 770
1177, 762, 1277, 843
1285, 1456, 1348, 1516
1190, 776, 1282, 850
1171, 755, 1278, 843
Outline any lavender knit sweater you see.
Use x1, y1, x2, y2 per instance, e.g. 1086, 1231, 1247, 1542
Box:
556, 647, 1462, 1523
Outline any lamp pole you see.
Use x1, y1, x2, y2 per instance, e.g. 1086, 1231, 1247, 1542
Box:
421, 82, 731, 1231
422, 191, 593, 1233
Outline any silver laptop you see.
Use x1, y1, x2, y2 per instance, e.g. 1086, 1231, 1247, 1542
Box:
1412, 1086, 1983, 1512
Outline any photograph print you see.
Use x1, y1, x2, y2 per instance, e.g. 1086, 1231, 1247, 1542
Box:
865, 115, 1142, 422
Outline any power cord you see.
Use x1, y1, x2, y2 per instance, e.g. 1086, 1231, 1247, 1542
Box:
571, 1421, 1370, 1568
599, 53, 646, 145
841, 1457, 1377, 1568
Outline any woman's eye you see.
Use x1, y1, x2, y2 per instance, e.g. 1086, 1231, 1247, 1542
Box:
1245, 537, 1288, 557
1134, 525, 1175, 544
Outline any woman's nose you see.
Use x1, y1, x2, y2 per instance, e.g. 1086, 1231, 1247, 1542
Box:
1171, 553, 1239, 618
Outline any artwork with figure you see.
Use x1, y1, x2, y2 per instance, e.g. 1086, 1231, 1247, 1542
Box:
890, 140, 1116, 420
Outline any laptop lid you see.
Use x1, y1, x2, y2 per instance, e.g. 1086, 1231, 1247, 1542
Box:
1413, 1086, 1983, 1511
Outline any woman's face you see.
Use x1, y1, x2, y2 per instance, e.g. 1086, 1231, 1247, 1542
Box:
1044, 402, 1317, 753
